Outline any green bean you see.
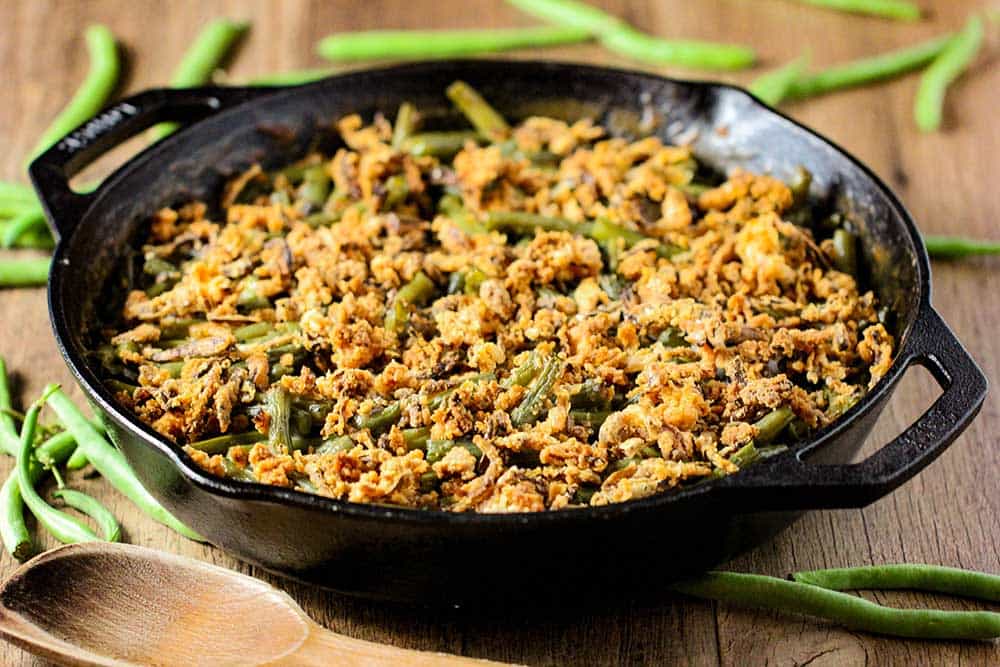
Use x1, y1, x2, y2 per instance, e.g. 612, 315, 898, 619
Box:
0, 472, 33, 560
793, 564, 1000, 603
392, 102, 417, 149
486, 211, 581, 235
65, 445, 89, 470
189, 431, 267, 455
233, 321, 272, 342
142, 256, 177, 276
385, 271, 436, 334
447, 272, 466, 295
671, 571, 1000, 640
0, 358, 19, 457
52, 489, 121, 542
570, 410, 610, 429
316, 435, 354, 455
0, 201, 40, 218
237, 284, 270, 311
573, 484, 598, 505
158, 361, 184, 379
503, 351, 542, 389
505, 0, 624, 33
749, 53, 810, 106
0, 258, 50, 288
600, 26, 755, 71
463, 267, 487, 295
445, 81, 510, 142
426, 439, 482, 464
298, 165, 331, 209
1, 206, 46, 249
221, 458, 255, 482
657, 327, 688, 348
403, 131, 480, 158
5, 227, 54, 250
754, 407, 796, 444
570, 378, 612, 410
248, 68, 335, 86
380, 174, 408, 210
402, 427, 431, 451
316, 26, 591, 63
786, 34, 954, 100
831, 228, 859, 276
354, 403, 402, 434
265, 386, 292, 452
792, 0, 921, 21
17, 387, 100, 544
27, 25, 120, 163
511, 357, 564, 426
923, 235, 1000, 260
0, 182, 36, 203
46, 386, 202, 541
914, 16, 984, 133
151, 19, 249, 141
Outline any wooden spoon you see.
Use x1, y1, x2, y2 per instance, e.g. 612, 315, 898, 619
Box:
0, 542, 511, 666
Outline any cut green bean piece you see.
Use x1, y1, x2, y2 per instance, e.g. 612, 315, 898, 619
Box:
793, 564, 1000, 603
402, 427, 431, 451
385, 271, 436, 334
749, 53, 810, 106
152, 19, 249, 141
27, 25, 120, 163
570, 410, 610, 429
671, 571, 1000, 640
831, 228, 859, 276
657, 327, 688, 348
46, 386, 202, 541
426, 439, 482, 464
66, 446, 89, 470
511, 357, 564, 426
403, 131, 480, 158
317, 26, 591, 64
234, 321, 272, 342
52, 489, 121, 542
754, 407, 796, 444
316, 435, 354, 455
392, 102, 417, 149
355, 402, 402, 434
914, 16, 984, 133
792, 0, 921, 21
486, 211, 582, 235
189, 431, 267, 455
924, 235, 1000, 260
298, 165, 331, 209
446, 81, 510, 142
787, 34, 954, 100
266, 386, 292, 452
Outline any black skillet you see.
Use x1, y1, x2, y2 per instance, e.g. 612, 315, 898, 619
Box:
28, 60, 987, 605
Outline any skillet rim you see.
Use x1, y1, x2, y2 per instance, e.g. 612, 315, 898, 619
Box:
46, 59, 931, 525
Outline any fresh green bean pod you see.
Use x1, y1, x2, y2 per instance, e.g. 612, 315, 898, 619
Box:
792, 0, 921, 21
0, 258, 50, 287
914, 16, 984, 133
65, 445, 90, 470
445, 81, 510, 142
152, 19, 249, 140
0, 358, 19, 456
27, 25, 120, 163
923, 235, 1000, 260
52, 489, 121, 542
787, 34, 954, 100
600, 26, 756, 70
1, 206, 46, 249
793, 564, 1000, 603
0, 182, 37, 202
46, 386, 202, 541
749, 53, 810, 106
671, 571, 1000, 640
317, 26, 591, 64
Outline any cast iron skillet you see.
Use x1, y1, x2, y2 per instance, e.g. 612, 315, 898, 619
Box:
29, 61, 987, 606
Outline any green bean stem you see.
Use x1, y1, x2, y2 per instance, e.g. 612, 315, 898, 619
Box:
792, 0, 921, 20
749, 53, 811, 106
600, 27, 756, 71
151, 19, 249, 141
671, 571, 1000, 640
46, 386, 203, 541
52, 489, 121, 542
17, 388, 101, 544
786, 34, 954, 100
0, 258, 50, 287
914, 16, 984, 133
316, 26, 591, 63
924, 235, 1000, 260
793, 564, 1000, 603
27, 25, 120, 163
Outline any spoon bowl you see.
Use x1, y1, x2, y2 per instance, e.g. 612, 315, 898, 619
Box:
0, 543, 504, 666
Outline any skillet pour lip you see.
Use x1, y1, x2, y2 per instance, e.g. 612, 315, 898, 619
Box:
37, 59, 980, 526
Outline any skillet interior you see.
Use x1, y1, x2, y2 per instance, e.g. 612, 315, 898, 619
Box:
47, 61, 928, 602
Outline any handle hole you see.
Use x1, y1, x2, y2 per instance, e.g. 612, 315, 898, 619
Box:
68, 131, 158, 193
802, 364, 940, 466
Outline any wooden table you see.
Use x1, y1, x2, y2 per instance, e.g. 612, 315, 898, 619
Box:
1, 1, 997, 664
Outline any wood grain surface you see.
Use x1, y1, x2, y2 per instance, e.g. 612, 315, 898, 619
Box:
0, 1, 997, 665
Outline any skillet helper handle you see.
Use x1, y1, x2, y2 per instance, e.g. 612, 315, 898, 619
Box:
729, 305, 987, 510
28, 86, 271, 240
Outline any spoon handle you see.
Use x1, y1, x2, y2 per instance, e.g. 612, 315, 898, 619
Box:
283, 622, 514, 666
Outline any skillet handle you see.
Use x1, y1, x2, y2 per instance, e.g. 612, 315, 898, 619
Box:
28, 86, 272, 241
726, 305, 987, 510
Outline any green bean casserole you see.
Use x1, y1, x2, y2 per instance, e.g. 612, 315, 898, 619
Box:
94, 81, 895, 512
